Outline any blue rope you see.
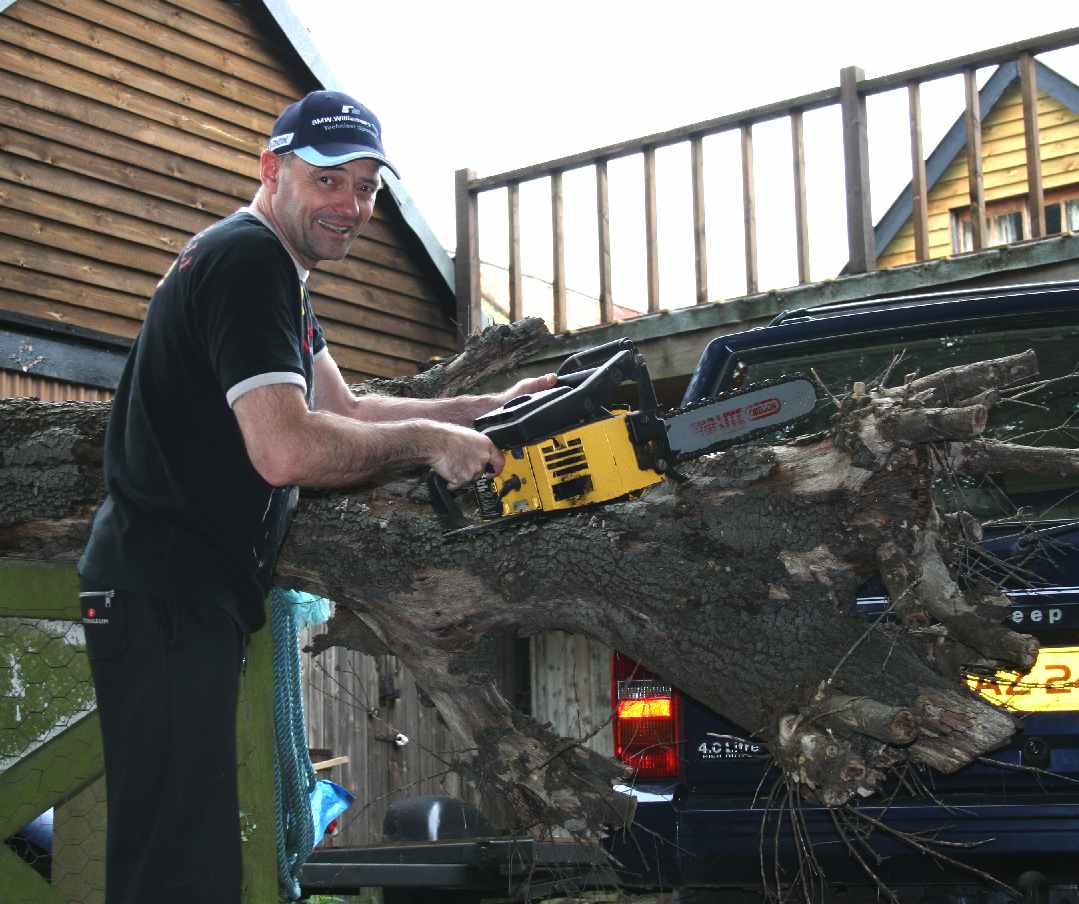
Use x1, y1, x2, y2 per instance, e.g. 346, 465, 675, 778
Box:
270, 589, 320, 900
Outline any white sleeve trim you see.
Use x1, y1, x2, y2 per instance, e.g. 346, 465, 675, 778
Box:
226, 371, 307, 408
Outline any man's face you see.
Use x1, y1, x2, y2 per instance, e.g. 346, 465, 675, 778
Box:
262, 152, 382, 269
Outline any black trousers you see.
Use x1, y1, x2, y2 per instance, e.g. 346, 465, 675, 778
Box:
81, 583, 246, 904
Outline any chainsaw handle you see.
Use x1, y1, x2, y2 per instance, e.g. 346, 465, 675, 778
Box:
556, 338, 636, 378
426, 471, 470, 531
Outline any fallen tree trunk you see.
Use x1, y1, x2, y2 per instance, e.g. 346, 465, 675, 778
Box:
2, 318, 1075, 840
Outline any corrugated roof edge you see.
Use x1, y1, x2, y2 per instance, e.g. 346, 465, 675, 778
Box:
253, 0, 457, 300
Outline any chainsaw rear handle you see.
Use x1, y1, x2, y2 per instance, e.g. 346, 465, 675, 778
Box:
427, 462, 496, 532
556, 338, 637, 378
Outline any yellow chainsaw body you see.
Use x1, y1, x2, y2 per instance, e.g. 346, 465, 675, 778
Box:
481, 411, 665, 519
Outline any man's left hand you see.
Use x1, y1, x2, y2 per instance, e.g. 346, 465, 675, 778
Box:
496, 373, 558, 408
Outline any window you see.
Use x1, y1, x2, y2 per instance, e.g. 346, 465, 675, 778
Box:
951, 185, 1079, 253
735, 316, 1079, 521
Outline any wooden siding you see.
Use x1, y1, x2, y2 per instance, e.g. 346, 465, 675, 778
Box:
879, 87, 1079, 267
301, 629, 485, 846
531, 632, 614, 759
0, 0, 457, 384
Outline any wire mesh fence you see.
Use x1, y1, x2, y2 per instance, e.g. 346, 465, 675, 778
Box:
1, 615, 105, 904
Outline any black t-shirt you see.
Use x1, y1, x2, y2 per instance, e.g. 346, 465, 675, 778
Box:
79, 210, 326, 632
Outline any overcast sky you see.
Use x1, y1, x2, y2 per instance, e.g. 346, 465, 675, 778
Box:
294, 2, 1079, 316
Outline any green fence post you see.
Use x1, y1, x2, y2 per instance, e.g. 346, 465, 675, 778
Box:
237, 619, 280, 903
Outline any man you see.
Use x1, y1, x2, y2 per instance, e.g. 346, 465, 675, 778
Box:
78, 90, 554, 904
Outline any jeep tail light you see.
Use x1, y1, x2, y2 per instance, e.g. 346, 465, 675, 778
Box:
612, 651, 681, 780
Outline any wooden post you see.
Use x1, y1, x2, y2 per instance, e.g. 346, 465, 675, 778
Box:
790, 111, 810, 283
236, 619, 279, 904
596, 159, 614, 324
551, 171, 566, 332
690, 136, 709, 304
908, 82, 932, 261
644, 146, 660, 313
963, 70, 987, 251
453, 168, 480, 348
1019, 52, 1046, 239
840, 66, 875, 272
507, 183, 522, 322
741, 124, 758, 295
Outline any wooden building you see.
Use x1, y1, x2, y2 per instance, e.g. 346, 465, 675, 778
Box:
0, 0, 476, 868
0, 0, 458, 405
876, 61, 1079, 268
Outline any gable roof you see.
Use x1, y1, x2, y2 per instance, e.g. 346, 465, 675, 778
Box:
873, 60, 1079, 257
0, 0, 454, 298
252, 0, 454, 297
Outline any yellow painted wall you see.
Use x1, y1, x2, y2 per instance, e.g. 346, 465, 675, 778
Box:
878, 86, 1079, 268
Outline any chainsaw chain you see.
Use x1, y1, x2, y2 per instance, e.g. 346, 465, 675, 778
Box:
662, 372, 822, 464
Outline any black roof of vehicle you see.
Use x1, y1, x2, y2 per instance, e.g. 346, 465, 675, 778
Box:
684, 279, 1079, 404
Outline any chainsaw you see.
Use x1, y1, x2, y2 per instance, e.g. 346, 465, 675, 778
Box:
428, 338, 818, 533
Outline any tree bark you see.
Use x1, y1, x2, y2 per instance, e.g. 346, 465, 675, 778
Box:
2, 319, 1076, 837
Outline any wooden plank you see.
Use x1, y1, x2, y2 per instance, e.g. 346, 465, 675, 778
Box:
1019, 52, 1047, 239
963, 70, 988, 252
321, 343, 427, 380
469, 84, 843, 192
318, 315, 455, 364
0, 168, 440, 315
162, 0, 262, 39
0, 263, 148, 323
0, 152, 212, 242
790, 112, 810, 283
0, 209, 172, 279
235, 609, 280, 904
690, 136, 709, 303
5, 3, 276, 134
468, 29, 1079, 195
551, 170, 567, 331
0, 113, 239, 224
507, 183, 523, 322
103, 0, 281, 71
0, 843, 68, 904
907, 82, 932, 261
840, 66, 876, 273
0, 713, 103, 836
315, 296, 455, 353
0, 36, 262, 158
0, 79, 256, 199
0, 289, 140, 338
0, 236, 159, 298
0, 177, 189, 257
644, 147, 659, 313
38, 0, 298, 100
0, 47, 259, 178
858, 28, 1079, 97
453, 168, 480, 349
740, 125, 758, 295
596, 159, 613, 323
0, 560, 79, 618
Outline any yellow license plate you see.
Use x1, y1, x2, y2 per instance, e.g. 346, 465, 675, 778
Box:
966, 646, 1079, 712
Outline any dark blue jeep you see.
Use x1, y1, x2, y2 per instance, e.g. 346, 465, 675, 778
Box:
608, 279, 1079, 904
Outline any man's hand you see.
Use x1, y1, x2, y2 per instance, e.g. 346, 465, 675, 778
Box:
494, 373, 558, 409
429, 423, 506, 489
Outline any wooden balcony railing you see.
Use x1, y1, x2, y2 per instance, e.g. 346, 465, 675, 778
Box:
453, 28, 1079, 345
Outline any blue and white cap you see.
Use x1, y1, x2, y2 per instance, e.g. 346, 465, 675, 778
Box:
268, 90, 399, 177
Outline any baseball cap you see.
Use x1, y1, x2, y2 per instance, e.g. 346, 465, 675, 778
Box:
268, 90, 399, 177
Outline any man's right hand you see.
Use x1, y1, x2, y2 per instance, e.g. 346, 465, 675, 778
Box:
429, 423, 505, 489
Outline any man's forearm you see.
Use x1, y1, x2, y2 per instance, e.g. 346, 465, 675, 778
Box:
347, 391, 504, 427
282, 409, 440, 487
